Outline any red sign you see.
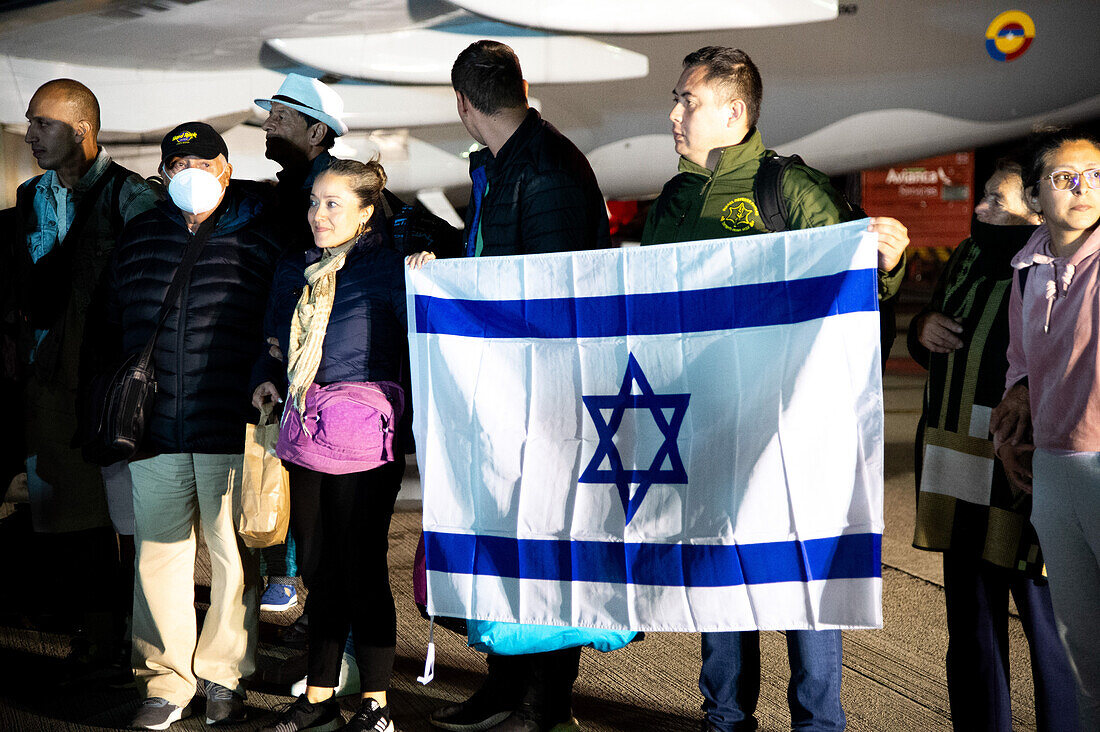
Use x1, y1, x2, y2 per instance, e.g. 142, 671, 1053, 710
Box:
861, 151, 974, 249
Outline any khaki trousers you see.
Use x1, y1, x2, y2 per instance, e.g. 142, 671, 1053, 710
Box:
130, 453, 260, 706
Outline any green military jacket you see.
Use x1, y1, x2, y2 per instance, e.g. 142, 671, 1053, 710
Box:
641, 129, 904, 299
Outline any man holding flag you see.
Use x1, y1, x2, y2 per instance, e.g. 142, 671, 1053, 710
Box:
641, 47, 908, 732
412, 40, 611, 732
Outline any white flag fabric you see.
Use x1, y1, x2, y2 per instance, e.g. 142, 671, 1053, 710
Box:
407, 219, 884, 633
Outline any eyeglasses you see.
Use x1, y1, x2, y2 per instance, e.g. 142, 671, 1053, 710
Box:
1045, 168, 1100, 191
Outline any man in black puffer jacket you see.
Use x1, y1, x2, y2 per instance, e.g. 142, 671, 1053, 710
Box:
105, 123, 285, 731
453, 43, 610, 259
425, 40, 611, 732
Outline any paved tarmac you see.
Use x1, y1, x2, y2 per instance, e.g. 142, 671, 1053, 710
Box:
0, 366, 1043, 731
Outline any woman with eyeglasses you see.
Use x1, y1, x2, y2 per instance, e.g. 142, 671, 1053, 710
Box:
992, 127, 1100, 729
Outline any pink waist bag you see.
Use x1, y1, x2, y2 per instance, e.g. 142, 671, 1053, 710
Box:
277, 380, 404, 474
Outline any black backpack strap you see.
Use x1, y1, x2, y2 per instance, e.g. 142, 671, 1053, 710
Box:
753, 154, 803, 233
107, 161, 128, 234
755, 153, 867, 232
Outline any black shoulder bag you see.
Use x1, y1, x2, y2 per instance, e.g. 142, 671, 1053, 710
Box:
85, 213, 219, 466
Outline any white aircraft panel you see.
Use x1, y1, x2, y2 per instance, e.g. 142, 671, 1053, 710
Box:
0, 56, 286, 135
416, 189, 465, 230
588, 134, 680, 201
266, 29, 648, 84
773, 95, 1100, 175
1, 56, 463, 134
447, 0, 837, 33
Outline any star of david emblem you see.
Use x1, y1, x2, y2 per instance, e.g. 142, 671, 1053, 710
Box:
579, 353, 690, 524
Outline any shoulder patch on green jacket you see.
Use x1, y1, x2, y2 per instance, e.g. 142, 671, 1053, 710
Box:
719, 197, 760, 233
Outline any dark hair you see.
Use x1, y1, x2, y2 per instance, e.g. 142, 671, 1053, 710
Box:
322, 157, 387, 208
1021, 126, 1100, 195
682, 47, 763, 129
36, 78, 101, 137
991, 156, 1023, 179
451, 40, 527, 115
298, 111, 337, 150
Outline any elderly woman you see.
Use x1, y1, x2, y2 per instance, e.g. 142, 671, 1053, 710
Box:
253, 158, 407, 732
994, 127, 1100, 729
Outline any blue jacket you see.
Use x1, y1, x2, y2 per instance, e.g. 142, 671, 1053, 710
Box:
253, 227, 408, 395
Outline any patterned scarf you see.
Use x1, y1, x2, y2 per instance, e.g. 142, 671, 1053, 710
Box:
286, 241, 355, 425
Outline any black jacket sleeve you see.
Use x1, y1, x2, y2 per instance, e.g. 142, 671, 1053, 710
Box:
250, 258, 290, 396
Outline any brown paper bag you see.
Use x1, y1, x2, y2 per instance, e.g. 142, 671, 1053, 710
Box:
239, 402, 290, 548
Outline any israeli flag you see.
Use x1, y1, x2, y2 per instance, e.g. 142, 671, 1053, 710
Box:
407, 219, 883, 632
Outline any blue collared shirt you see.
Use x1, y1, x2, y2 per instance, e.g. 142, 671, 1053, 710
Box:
27, 149, 118, 262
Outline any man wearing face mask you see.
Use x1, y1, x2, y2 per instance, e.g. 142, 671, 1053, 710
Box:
105, 122, 285, 730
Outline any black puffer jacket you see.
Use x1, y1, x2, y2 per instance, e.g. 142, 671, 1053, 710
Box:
106, 182, 285, 454
464, 108, 611, 256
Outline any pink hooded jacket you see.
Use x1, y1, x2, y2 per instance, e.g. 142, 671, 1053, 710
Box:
1005, 224, 1100, 451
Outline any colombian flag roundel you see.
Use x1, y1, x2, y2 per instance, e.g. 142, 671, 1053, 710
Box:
986, 10, 1035, 62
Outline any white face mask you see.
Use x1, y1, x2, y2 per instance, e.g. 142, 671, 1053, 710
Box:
166, 167, 225, 214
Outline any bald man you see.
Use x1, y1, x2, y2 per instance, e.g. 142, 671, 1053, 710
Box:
9, 78, 157, 676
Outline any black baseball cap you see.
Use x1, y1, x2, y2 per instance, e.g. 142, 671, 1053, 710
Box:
160, 121, 229, 165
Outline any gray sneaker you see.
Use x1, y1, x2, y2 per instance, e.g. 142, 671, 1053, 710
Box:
201, 679, 247, 725
130, 697, 190, 730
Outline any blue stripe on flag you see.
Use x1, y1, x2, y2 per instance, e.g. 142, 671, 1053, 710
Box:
415, 268, 877, 339
424, 531, 881, 587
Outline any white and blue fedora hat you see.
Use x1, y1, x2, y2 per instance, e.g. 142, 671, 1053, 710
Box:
255, 73, 349, 136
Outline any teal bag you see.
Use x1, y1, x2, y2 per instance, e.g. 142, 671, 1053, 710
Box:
467, 619, 636, 655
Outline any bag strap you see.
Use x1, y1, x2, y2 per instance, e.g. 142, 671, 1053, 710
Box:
109, 163, 127, 235
58, 162, 125, 252
134, 199, 226, 367
754, 154, 866, 233
754, 154, 803, 233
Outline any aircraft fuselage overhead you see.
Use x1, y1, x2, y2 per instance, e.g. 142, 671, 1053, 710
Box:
1, 0, 1097, 203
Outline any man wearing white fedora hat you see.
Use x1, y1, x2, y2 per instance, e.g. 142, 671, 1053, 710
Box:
257, 74, 463, 259
255, 73, 350, 245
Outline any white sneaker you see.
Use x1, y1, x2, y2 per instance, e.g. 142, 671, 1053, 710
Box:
290, 651, 360, 698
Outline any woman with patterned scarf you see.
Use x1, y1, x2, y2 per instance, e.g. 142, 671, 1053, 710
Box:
252, 158, 407, 732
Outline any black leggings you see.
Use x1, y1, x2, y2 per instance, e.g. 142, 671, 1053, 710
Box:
288, 457, 404, 691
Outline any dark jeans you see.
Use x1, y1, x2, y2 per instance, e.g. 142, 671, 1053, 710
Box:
700, 630, 845, 731
943, 551, 1078, 731
288, 457, 403, 691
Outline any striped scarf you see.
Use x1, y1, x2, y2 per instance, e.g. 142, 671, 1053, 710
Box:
286, 242, 354, 425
